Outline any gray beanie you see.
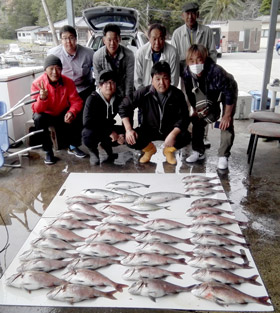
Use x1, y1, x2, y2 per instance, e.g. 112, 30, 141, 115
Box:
44, 55, 63, 70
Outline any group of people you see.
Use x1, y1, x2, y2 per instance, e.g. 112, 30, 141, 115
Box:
31, 2, 238, 170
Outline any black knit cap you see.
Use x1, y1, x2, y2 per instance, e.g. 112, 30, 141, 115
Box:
99, 70, 117, 84
44, 54, 63, 70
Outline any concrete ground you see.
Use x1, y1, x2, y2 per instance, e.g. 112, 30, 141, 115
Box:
0, 117, 279, 313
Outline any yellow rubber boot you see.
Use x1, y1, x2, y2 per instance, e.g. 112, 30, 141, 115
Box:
139, 142, 157, 163
163, 146, 177, 165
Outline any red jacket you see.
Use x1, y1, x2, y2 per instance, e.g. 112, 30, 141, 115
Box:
31, 72, 83, 118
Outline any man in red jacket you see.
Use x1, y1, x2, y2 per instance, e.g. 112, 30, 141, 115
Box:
31, 55, 85, 164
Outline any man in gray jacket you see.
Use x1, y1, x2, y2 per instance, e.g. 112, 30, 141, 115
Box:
93, 23, 135, 99
134, 23, 179, 89
171, 2, 217, 74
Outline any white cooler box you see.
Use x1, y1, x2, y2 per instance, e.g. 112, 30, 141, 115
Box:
234, 91, 252, 119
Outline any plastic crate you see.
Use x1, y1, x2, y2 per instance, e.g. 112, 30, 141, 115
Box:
249, 90, 280, 111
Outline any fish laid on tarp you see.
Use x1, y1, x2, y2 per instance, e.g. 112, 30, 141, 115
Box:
190, 198, 231, 208
128, 279, 194, 302
182, 175, 218, 183
111, 187, 142, 196
106, 181, 150, 189
59, 210, 96, 221
143, 218, 188, 231
49, 218, 96, 230
185, 187, 224, 197
63, 268, 128, 292
85, 230, 135, 244
122, 266, 184, 281
191, 281, 271, 306
68, 202, 107, 218
65, 195, 106, 206
17, 259, 70, 273
184, 181, 221, 189
81, 188, 121, 201
193, 245, 247, 260
111, 194, 139, 203
66, 257, 120, 271
136, 242, 193, 256
47, 283, 117, 303
40, 226, 85, 242
6, 271, 65, 291
100, 204, 148, 218
189, 234, 248, 247
130, 202, 170, 212
192, 268, 261, 286
133, 192, 189, 204
76, 242, 129, 257
189, 224, 244, 238
135, 230, 190, 244
192, 214, 246, 226
102, 213, 144, 226
95, 223, 140, 234
19, 247, 78, 261
187, 256, 252, 270
186, 206, 234, 217
31, 237, 76, 250
120, 253, 187, 266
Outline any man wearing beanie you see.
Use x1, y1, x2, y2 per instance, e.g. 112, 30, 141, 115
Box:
31, 54, 84, 165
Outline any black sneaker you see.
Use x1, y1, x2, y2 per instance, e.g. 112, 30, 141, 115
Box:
67, 147, 87, 158
44, 151, 56, 165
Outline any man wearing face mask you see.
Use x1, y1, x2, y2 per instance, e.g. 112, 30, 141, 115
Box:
183, 44, 238, 170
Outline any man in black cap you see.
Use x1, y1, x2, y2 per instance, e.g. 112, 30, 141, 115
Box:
171, 2, 217, 74
82, 70, 125, 165
31, 55, 84, 164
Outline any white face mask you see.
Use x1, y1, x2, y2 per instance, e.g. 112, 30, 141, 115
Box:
189, 63, 204, 75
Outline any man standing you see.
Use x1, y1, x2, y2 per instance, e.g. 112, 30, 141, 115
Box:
31, 55, 83, 165
134, 23, 179, 89
119, 61, 190, 165
171, 2, 217, 74
48, 25, 94, 158
93, 24, 135, 99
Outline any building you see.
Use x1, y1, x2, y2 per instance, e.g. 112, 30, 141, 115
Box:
15, 26, 41, 44
259, 15, 280, 48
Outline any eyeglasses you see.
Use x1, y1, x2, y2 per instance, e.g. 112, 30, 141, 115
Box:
61, 36, 76, 42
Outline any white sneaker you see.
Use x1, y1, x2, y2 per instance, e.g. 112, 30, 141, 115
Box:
218, 157, 228, 169
186, 151, 205, 163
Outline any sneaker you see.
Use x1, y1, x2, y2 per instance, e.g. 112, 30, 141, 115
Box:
68, 147, 87, 158
44, 151, 56, 165
218, 156, 228, 170
204, 139, 211, 149
89, 151, 100, 165
186, 151, 205, 163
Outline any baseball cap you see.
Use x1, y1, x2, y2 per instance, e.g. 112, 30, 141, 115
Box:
182, 2, 199, 12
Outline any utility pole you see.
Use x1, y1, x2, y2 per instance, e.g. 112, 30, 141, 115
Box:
66, 0, 75, 27
41, 0, 59, 46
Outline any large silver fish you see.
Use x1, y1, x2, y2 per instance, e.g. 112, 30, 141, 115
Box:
111, 187, 142, 196
46, 283, 117, 303
40, 226, 85, 242
184, 181, 221, 189
192, 214, 246, 226
189, 234, 248, 247
81, 188, 121, 201
182, 175, 218, 183
135, 231, 190, 244
63, 268, 128, 292
106, 181, 150, 189
190, 198, 231, 208
102, 213, 144, 226
19, 247, 78, 261
185, 187, 224, 197
187, 256, 251, 270
76, 242, 129, 257
128, 279, 194, 302
31, 237, 76, 250
100, 204, 148, 218
143, 218, 189, 231
186, 206, 234, 217
122, 266, 184, 281
193, 245, 247, 259
131, 202, 170, 212
189, 224, 244, 238
120, 253, 187, 266
66, 257, 120, 271
17, 259, 70, 272
111, 194, 139, 203
191, 282, 271, 306
6, 271, 65, 291
136, 242, 193, 256
133, 192, 189, 204
192, 268, 261, 286
85, 230, 135, 244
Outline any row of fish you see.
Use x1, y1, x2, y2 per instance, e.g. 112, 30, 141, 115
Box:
4, 176, 272, 308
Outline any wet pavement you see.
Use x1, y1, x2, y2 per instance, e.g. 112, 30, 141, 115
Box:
0, 118, 279, 313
